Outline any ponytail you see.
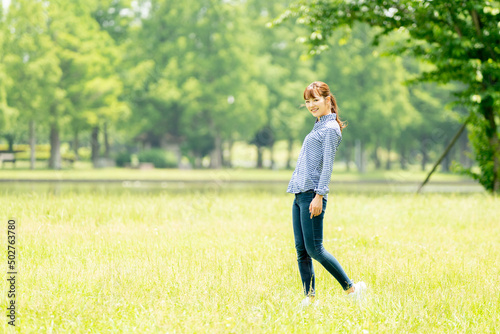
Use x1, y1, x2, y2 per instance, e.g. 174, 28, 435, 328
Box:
328, 93, 347, 133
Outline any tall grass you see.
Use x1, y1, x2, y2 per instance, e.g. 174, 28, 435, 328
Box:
0, 167, 475, 182
2, 190, 499, 333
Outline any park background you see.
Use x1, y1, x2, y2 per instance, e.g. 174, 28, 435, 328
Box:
1, 0, 499, 333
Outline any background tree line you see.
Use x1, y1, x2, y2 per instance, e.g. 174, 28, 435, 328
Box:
0, 0, 485, 186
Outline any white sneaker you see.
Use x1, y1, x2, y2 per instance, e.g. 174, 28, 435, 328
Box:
300, 296, 319, 308
347, 281, 367, 301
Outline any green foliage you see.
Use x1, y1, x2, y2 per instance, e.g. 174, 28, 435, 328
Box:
114, 151, 131, 167
1, 0, 489, 179
2, 0, 62, 147
46, 0, 129, 130
122, 0, 270, 167
278, 0, 500, 192
137, 149, 177, 168
314, 23, 420, 150
453, 113, 495, 192
90, 0, 135, 43
1, 0, 129, 169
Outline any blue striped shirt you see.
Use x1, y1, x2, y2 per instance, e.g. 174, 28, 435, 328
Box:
286, 113, 342, 200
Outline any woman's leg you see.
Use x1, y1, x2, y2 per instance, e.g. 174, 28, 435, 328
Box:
292, 196, 315, 296
298, 194, 353, 291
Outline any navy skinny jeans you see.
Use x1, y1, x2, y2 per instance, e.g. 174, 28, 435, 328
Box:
292, 190, 353, 296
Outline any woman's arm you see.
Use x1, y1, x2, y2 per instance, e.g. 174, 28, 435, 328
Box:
314, 127, 341, 197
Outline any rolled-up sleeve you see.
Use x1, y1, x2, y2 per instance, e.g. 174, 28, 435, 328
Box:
314, 127, 341, 196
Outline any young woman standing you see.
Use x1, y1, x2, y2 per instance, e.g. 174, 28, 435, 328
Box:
287, 81, 366, 306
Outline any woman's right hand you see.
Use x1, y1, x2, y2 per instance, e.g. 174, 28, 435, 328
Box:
309, 194, 324, 219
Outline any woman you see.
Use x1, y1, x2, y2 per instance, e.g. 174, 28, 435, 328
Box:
287, 81, 366, 306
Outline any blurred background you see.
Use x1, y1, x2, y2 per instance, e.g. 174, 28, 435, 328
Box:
0, 0, 498, 193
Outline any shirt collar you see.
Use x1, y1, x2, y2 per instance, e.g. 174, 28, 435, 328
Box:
315, 112, 337, 123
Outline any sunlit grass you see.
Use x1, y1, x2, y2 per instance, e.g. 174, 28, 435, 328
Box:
2, 190, 498, 332
0, 166, 474, 183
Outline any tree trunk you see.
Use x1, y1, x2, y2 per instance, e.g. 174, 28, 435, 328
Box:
73, 129, 80, 161
385, 138, 392, 170
286, 137, 293, 169
256, 145, 263, 169
417, 120, 468, 193
441, 154, 450, 172
481, 96, 500, 192
5, 133, 14, 152
355, 139, 365, 173
226, 140, 233, 168
441, 142, 452, 172
210, 131, 222, 169
399, 144, 407, 170
194, 156, 202, 169
29, 120, 35, 170
207, 117, 222, 169
104, 122, 110, 159
373, 138, 381, 169
421, 135, 428, 171
171, 143, 182, 167
219, 136, 225, 167
459, 128, 471, 168
345, 141, 351, 172
48, 123, 61, 170
269, 143, 275, 169
91, 126, 100, 167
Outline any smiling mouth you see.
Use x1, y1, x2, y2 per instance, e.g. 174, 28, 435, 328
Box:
311, 108, 319, 112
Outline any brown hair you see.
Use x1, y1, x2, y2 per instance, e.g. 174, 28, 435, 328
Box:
303, 81, 347, 132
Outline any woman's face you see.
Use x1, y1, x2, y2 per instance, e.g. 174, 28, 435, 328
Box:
305, 95, 330, 119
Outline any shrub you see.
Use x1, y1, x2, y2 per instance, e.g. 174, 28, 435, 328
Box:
137, 149, 177, 168
115, 152, 132, 167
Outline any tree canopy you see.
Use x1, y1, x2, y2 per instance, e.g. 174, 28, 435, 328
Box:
275, 0, 500, 192
0, 0, 486, 191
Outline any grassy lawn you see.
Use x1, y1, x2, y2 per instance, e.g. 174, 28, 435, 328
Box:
1, 139, 478, 184
0, 164, 475, 183
2, 190, 498, 333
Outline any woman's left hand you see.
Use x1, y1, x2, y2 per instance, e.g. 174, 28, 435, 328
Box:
309, 194, 324, 219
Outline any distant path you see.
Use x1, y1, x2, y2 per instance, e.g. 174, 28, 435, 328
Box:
0, 179, 480, 185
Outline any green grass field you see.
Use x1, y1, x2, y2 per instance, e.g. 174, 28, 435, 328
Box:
2, 188, 499, 333
0, 165, 476, 183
